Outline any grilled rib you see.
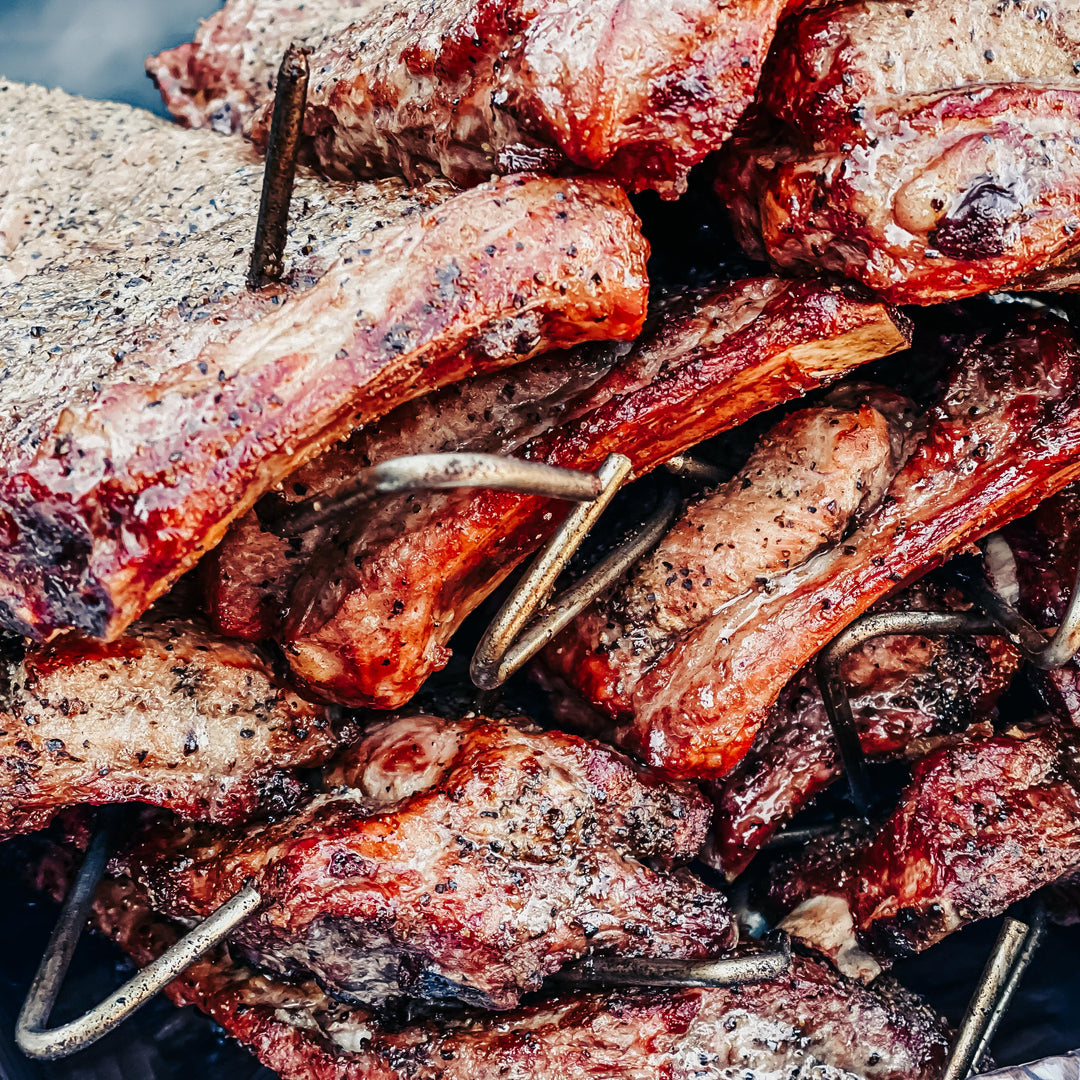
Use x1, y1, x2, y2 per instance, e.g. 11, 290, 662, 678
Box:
0, 78, 648, 644
87, 872, 950, 1080
549, 313, 1080, 779
0, 608, 350, 839
704, 581, 1020, 879
206, 277, 909, 707
768, 726, 1080, 980
716, 0, 1080, 303
545, 387, 919, 728
117, 712, 734, 1012
149, 0, 789, 198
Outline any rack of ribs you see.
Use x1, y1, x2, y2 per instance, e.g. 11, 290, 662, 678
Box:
149, 0, 790, 197
716, 0, 1080, 302
0, 604, 353, 840
85, 869, 950, 1080
116, 712, 734, 1012
767, 725, 1080, 981
204, 276, 910, 706
545, 312, 1080, 778
0, 78, 648, 645
705, 580, 1021, 879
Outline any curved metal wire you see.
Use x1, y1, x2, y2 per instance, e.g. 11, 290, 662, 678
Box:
15, 813, 260, 1062
814, 609, 999, 813
259, 452, 605, 537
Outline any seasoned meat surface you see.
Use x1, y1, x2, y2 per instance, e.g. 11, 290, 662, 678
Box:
91, 873, 951, 1080
0, 611, 347, 839
717, 0, 1080, 302
211, 277, 908, 707
150, 0, 788, 197
546, 388, 917, 720
119, 713, 733, 1011
206, 346, 626, 640
568, 314, 1080, 779
769, 726, 1080, 976
0, 79, 647, 643
704, 582, 1021, 878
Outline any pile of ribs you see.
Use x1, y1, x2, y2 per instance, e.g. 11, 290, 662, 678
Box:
7, 0, 1080, 1075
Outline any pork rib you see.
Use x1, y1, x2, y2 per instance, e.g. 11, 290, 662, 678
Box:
704, 581, 1020, 879
149, 0, 788, 198
716, 0, 1080, 303
557, 313, 1080, 779
769, 726, 1080, 978
87, 872, 950, 1080
119, 712, 733, 1011
0, 79, 647, 643
0, 609, 348, 839
208, 277, 908, 707
545, 388, 919, 722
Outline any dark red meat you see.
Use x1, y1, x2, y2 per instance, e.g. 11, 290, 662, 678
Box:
767, 727, 1080, 977
552, 313, 1080, 780
208, 277, 908, 707
150, 0, 789, 198
0, 609, 350, 839
716, 0, 1080, 303
119, 712, 732, 1011
90, 873, 951, 1080
0, 79, 648, 643
704, 582, 1020, 879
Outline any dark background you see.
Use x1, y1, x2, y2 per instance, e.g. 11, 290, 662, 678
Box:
0, 0, 219, 115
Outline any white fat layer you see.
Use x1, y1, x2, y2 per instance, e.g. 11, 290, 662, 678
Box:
779, 896, 882, 984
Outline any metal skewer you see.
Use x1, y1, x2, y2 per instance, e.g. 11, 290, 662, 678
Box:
248, 43, 310, 289
552, 931, 791, 991
470, 453, 634, 688
14, 812, 261, 1062
943, 912, 1046, 1080
258, 452, 605, 537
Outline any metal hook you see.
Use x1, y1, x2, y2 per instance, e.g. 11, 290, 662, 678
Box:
258, 452, 605, 537
957, 536, 1080, 670
942, 907, 1046, 1080
470, 453, 644, 689
15, 812, 260, 1062
815, 609, 999, 814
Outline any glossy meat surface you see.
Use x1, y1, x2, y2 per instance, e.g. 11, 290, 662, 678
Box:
120, 713, 733, 1011
206, 347, 626, 640
150, 0, 788, 197
0, 79, 647, 643
705, 582, 1020, 879
716, 0, 1080, 303
221, 277, 907, 707
0, 610, 347, 840
91, 873, 950, 1080
546, 388, 917, 720
579, 314, 1080, 779
769, 727, 1080, 974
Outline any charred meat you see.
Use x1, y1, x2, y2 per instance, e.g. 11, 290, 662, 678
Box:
0, 610, 348, 840
207, 277, 909, 707
0, 79, 647, 644
118, 713, 733, 1011
150, 0, 789, 197
547, 313, 1080, 779
768, 726, 1080, 979
716, 0, 1080, 302
705, 581, 1020, 879
89, 872, 951, 1080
